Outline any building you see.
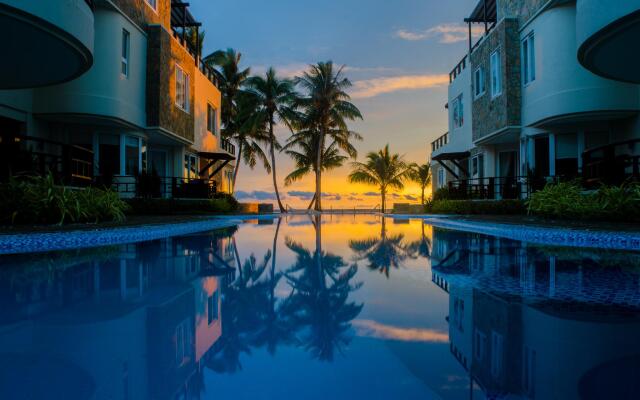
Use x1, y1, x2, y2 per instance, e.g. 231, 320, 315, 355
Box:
0, 0, 236, 197
431, 0, 640, 198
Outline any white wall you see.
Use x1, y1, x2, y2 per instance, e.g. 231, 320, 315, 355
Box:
521, 4, 640, 128
33, 8, 147, 128
441, 67, 474, 156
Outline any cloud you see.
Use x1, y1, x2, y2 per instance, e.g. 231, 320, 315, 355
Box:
235, 190, 278, 200
351, 74, 449, 98
394, 23, 484, 44
288, 190, 315, 199
353, 319, 449, 343
252, 63, 308, 79
363, 192, 379, 197
404, 194, 418, 201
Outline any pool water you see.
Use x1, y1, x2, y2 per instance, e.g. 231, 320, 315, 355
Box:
1, 215, 639, 399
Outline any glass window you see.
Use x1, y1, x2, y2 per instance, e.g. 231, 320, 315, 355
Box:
125, 136, 139, 175
175, 65, 190, 112
522, 33, 536, 85
438, 168, 445, 188
144, 0, 157, 10
184, 154, 198, 179
474, 67, 485, 98
208, 291, 219, 324
98, 134, 120, 177
174, 318, 192, 366
121, 29, 130, 77
207, 104, 217, 134
452, 94, 464, 128
490, 49, 502, 98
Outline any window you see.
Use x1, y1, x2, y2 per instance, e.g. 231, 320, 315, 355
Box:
522, 33, 536, 85
491, 331, 504, 378
175, 65, 190, 112
121, 29, 130, 77
453, 298, 464, 332
523, 346, 536, 396
207, 104, 217, 134
175, 318, 192, 366
184, 154, 198, 179
452, 94, 464, 128
474, 329, 486, 361
208, 291, 219, 325
438, 168, 445, 188
472, 156, 479, 176
490, 49, 502, 97
474, 67, 485, 98
125, 136, 139, 175
144, 0, 157, 10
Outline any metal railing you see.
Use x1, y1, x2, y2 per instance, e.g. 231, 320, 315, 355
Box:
431, 132, 449, 152
445, 176, 557, 200
171, 29, 220, 88
0, 134, 93, 186
221, 138, 236, 155
449, 56, 467, 83
582, 138, 640, 187
103, 175, 218, 199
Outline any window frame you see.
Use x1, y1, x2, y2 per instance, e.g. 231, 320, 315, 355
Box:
121, 29, 130, 78
522, 32, 536, 86
490, 48, 502, 98
144, 0, 158, 12
175, 64, 190, 113
473, 66, 485, 99
207, 103, 218, 135
452, 94, 464, 129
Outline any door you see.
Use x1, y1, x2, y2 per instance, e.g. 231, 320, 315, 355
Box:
498, 151, 518, 199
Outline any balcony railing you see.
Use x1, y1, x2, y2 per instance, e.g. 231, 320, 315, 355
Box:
221, 138, 236, 156
171, 29, 220, 88
449, 56, 467, 83
431, 132, 449, 152
103, 175, 219, 199
445, 176, 558, 200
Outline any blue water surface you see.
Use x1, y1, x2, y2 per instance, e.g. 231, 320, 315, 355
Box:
1, 215, 639, 399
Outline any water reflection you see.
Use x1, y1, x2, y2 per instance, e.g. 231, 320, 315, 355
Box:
0, 217, 639, 399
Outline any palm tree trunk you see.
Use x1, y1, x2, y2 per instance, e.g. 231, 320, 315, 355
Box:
421, 186, 425, 205
269, 121, 286, 213
232, 140, 243, 192
381, 187, 386, 213
307, 193, 316, 210
314, 129, 325, 212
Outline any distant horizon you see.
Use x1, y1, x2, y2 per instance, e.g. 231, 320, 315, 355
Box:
189, 0, 479, 207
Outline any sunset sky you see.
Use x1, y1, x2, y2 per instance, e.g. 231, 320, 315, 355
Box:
189, 0, 480, 208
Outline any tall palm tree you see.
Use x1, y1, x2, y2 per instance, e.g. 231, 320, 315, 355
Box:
204, 48, 259, 189
283, 132, 356, 209
408, 162, 432, 205
244, 68, 297, 213
294, 62, 363, 211
348, 144, 411, 213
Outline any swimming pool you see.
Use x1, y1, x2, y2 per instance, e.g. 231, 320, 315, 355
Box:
1, 215, 639, 399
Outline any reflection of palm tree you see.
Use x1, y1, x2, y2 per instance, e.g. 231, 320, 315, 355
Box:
282, 215, 363, 361
407, 221, 432, 259
349, 217, 413, 278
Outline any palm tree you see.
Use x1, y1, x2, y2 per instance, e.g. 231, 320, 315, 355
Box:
348, 144, 411, 213
244, 68, 297, 212
408, 162, 432, 205
283, 132, 356, 209
349, 217, 413, 278
407, 221, 432, 259
204, 48, 260, 189
294, 62, 363, 211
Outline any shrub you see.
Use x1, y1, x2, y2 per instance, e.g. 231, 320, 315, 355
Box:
432, 186, 467, 201
0, 174, 128, 225
526, 181, 640, 221
428, 199, 526, 215
126, 194, 239, 216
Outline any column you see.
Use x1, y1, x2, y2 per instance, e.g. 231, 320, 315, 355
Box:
548, 133, 556, 177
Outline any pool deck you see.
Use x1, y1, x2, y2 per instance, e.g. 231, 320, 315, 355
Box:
1, 213, 639, 254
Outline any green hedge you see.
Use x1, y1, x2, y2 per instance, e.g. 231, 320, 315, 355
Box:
126, 193, 239, 216
427, 199, 526, 215
0, 174, 129, 225
527, 181, 640, 221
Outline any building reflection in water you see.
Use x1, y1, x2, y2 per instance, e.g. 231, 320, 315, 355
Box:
0, 226, 238, 400
431, 227, 640, 399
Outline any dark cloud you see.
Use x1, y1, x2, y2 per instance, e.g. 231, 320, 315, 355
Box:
235, 190, 278, 200
404, 194, 418, 201
363, 192, 379, 197
288, 190, 315, 199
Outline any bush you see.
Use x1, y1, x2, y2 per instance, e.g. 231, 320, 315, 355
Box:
432, 186, 467, 201
527, 181, 640, 221
0, 174, 129, 225
428, 199, 526, 215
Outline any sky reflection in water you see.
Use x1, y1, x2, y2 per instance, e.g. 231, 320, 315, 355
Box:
1, 215, 640, 399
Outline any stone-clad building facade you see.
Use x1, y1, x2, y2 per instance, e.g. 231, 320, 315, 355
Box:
431, 0, 640, 198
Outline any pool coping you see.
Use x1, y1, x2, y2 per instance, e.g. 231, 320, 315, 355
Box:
0, 216, 264, 255
391, 214, 640, 251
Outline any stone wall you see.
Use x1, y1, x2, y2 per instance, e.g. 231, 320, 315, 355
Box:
146, 25, 195, 143
109, 0, 171, 31
471, 18, 521, 142
496, 0, 549, 25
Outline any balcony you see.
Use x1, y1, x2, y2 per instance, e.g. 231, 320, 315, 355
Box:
221, 139, 236, 156
431, 133, 449, 153
0, 0, 94, 89
577, 0, 640, 83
